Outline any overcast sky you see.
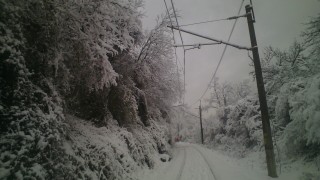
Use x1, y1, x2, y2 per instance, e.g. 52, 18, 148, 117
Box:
142, 0, 320, 112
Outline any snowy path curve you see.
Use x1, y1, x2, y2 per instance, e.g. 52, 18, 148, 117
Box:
190, 146, 217, 180
139, 143, 216, 180
177, 148, 186, 180
139, 142, 271, 180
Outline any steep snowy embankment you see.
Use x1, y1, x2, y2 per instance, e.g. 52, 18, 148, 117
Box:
62, 115, 170, 179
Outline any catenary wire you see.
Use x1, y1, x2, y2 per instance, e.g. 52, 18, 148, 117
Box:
163, 0, 180, 67
172, 107, 208, 121
178, 14, 247, 27
190, 0, 245, 106
163, 0, 181, 68
163, 0, 182, 101
170, 0, 186, 104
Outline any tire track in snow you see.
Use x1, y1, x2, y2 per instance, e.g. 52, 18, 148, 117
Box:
177, 148, 187, 180
191, 146, 217, 180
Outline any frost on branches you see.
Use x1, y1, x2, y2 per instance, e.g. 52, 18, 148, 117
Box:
56, 0, 144, 91
259, 14, 320, 158
209, 95, 263, 157
205, 14, 320, 160
0, 0, 181, 179
0, 2, 66, 178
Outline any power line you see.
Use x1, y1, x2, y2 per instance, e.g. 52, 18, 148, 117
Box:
174, 42, 221, 48
170, 0, 186, 104
190, 0, 245, 106
163, 0, 176, 44
179, 18, 228, 27
172, 107, 208, 121
170, 0, 185, 49
163, 0, 183, 101
163, 0, 182, 68
178, 13, 248, 27
163, 0, 181, 68
172, 106, 199, 118
169, 26, 251, 50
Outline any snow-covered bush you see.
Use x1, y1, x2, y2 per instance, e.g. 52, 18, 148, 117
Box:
210, 96, 263, 157
278, 75, 320, 157
0, 2, 68, 178
62, 115, 170, 179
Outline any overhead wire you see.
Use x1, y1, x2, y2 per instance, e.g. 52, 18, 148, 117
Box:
170, 0, 186, 104
169, 26, 251, 50
190, 0, 245, 106
172, 106, 208, 121
163, 0, 183, 102
178, 14, 248, 27
179, 18, 228, 27
163, 0, 180, 67
174, 42, 221, 48
163, 0, 176, 44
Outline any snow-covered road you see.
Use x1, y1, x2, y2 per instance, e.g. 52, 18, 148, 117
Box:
139, 142, 272, 180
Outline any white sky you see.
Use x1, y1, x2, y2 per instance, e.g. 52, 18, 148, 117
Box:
142, 0, 320, 112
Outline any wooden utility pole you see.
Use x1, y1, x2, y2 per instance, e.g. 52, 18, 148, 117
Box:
169, 5, 277, 176
199, 101, 204, 144
245, 5, 277, 178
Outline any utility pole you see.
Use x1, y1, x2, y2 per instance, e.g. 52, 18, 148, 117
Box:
169, 5, 277, 177
199, 101, 204, 144
245, 5, 277, 178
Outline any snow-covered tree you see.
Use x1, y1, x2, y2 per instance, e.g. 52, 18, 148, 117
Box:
0, 1, 67, 178
205, 78, 252, 111
134, 13, 181, 116
258, 14, 320, 158
108, 12, 181, 127
0, 0, 180, 179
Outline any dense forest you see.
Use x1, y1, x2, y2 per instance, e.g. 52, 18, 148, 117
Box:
0, 0, 181, 179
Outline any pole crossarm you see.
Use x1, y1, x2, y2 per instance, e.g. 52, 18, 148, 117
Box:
226, 13, 251, 20
168, 25, 252, 51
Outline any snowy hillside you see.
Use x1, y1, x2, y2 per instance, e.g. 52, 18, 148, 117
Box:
61, 115, 170, 179
0, 0, 180, 179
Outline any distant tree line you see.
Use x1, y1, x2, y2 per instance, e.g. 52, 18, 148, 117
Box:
204, 13, 320, 159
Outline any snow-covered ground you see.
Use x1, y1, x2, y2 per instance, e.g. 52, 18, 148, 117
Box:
137, 142, 319, 180
138, 142, 272, 180
237, 150, 320, 180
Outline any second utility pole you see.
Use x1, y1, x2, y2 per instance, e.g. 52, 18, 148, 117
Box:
199, 101, 204, 144
245, 5, 277, 178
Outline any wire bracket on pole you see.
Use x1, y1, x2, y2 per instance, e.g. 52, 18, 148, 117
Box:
227, 13, 251, 20
168, 25, 252, 51
178, 13, 249, 27
246, 4, 256, 23
249, 0, 256, 22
